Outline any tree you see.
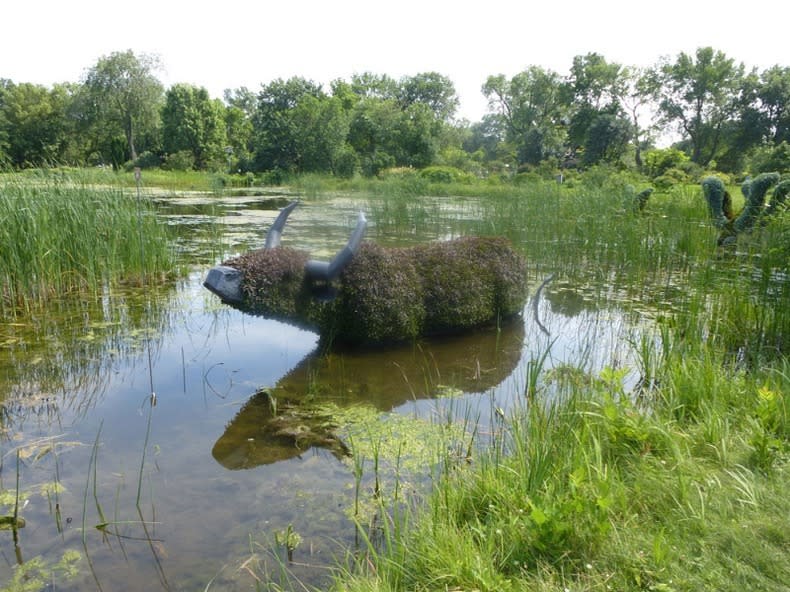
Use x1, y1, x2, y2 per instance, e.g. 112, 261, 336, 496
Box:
566, 53, 635, 166
398, 72, 459, 122
223, 87, 257, 170
755, 65, 790, 144
0, 81, 75, 167
569, 53, 626, 110
347, 98, 403, 175
251, 77, 325, 171
622, 66, 662, 167
80, 50, 164, 164
582, 113, 633, 165
161, 84, 227, 169
0, 80, 9, 165
462, 115, 508, 163
290, 94, 351, 173
657, 47, 745, 166
349, 72, 399, 100
482, 67, 568, 166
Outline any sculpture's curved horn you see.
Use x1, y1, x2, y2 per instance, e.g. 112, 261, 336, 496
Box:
305, 212, 367, 282
264, 201, 299, 249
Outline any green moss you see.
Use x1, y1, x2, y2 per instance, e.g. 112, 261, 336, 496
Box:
223, 237, 529, 346
225, 247, 313, 326
332, 242, 426, 344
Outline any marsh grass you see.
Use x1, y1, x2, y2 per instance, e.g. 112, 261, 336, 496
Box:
328, 174, 789, 591
333, 355, 789, 592
0, 177, 176, 315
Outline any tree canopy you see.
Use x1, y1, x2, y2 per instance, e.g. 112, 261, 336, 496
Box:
1, 46, 788, 177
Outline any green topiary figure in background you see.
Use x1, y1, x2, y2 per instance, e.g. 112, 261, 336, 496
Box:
701, 173, 785, 245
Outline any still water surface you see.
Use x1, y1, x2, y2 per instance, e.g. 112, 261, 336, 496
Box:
0, 193, 649, 590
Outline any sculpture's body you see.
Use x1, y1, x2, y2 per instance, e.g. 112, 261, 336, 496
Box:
204, 202, 529, 346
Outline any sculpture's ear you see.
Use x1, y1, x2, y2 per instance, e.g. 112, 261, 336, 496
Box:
264, 201, 300, 249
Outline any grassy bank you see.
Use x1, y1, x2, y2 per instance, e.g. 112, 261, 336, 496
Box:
0, 176, 176, 315
327, 173, 788, 591
334, 346, 788, 591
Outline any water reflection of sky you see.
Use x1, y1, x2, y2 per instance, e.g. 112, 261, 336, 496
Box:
0, 195, 652, 591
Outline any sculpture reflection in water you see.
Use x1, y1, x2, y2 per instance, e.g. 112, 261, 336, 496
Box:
212, 317, 525, 469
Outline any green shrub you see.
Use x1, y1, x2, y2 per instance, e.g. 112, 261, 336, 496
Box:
746, 141, 790, 175
643, 147, 690, 178
334, 146, 360, 179
162, 150, 195, 171
419, 165, 473, 184
131, 151, 162, 169
654, 167, 692, 191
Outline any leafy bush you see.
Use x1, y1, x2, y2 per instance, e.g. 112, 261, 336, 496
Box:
131, 151, 161, 169
162, 150, 195, 171
653, 167, 692, 191
419, 165, 472, 184
746, 141, 790, 174
334, 146, 359, 179
643, 147, 690, 178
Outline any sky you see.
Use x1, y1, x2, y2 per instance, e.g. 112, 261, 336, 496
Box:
2, 0, 788, 122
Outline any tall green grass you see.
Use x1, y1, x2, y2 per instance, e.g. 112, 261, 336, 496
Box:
334, 351, 789, 592
0, 177, 176, 315
329, 173, 789, 591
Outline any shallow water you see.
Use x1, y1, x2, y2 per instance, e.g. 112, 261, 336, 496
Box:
0, 192, 650, 590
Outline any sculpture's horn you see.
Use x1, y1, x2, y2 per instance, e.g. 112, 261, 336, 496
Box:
264, 201, 299, 249
305, 212, 367, 282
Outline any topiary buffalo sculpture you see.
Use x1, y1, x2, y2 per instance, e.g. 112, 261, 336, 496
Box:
204, 202, 530, 346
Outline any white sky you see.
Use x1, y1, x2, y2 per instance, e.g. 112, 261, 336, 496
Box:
2, 0, 787, 122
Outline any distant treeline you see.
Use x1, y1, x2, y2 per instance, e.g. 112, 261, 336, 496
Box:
1, 47, 788, 178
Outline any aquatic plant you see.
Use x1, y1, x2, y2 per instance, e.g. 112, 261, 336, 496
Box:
0, 177, 176, 315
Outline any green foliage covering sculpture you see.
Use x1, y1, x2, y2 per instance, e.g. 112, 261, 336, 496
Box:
204, 202, 529, 346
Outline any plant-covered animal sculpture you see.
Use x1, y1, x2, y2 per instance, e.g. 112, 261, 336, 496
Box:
204, 202, 530, 346
702, 173, 789, 245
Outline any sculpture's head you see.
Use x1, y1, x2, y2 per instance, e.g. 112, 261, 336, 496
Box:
204, 201, 366, 307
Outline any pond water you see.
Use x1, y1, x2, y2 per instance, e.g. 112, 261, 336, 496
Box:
0, 193, 651, 590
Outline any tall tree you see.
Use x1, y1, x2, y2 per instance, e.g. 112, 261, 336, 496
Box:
398, 72, 459, 122
582, 113, 633, 165
656, 47, 745, 166
622, 66, 662, 167
81, 50, 164, 163
251, 77, 325, 171
755, 65, 790, 144
566, 53, 628, 154
347, 98, 402, 175
290, 95, 351, 173
161, 84, 227, 169
349, 72, 399, 100
223, 87, 257, 170
482, 67, 568, 165
0, 81, 75, 167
